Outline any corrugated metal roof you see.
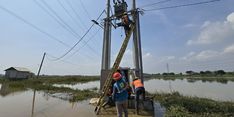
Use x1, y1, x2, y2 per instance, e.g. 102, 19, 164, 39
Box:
5, 67, 31, 72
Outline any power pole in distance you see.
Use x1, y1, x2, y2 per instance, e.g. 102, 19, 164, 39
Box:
36, 52, 46, 78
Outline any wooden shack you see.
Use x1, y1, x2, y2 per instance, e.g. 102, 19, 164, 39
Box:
4, 67, 34, 79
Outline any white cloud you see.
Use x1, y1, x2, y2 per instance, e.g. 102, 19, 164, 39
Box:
181, 50, 220, 61
200, 21, 211, 28
143, 52, 152, 59
195, 50, 219, 60
224, 44, 234, 53
183, 23, 197, 28
181, 51, 196, 60
187, 12, 234, 45
227, 12, 234, 23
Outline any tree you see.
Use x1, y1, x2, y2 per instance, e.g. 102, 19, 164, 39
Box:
200, 71, 205, 75
204, 70, 212, 75
215, 70, 226, 76
186, 70, 194, 75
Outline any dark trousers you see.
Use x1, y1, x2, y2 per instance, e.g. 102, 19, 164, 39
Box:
116, 100, 128, 117
135, 87, 145, 114
117, 20, 133, 35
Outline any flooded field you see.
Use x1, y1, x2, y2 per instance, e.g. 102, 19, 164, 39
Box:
0, 78, 234, 117
53, 79, 234, 101
144, 79, 234, 101
0, 90, 96, 117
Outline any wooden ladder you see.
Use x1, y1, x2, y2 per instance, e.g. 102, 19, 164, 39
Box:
94, 25, 135, 115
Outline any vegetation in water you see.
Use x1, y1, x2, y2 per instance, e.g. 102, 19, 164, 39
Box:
152, 92, 234, 117
144, 70, 234, 83
0, 76, 99, 101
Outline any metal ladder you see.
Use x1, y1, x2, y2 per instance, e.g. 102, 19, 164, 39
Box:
94, 25, 135, 115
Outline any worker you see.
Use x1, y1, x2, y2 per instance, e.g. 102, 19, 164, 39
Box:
114, 0, 125, 4
117, 12, 133, 35
132, 77, 145, 114
117, 67, 132, 99
112, 72, 129, 117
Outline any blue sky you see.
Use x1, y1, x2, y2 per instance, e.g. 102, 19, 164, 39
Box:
0, 0, 234, 75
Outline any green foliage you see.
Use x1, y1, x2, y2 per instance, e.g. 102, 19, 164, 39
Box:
0, 76, 99, 101
165, 105, 192, 117
153, 92, 234, 117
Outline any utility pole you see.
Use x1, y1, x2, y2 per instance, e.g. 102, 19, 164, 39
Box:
100, 0, 112, 88
132, 0, 144, 83
167, 63, 170, 73
36, 52, 46, 78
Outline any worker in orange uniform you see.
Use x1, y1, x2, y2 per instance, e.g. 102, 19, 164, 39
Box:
112, 72, 129, 117
131, 77, 145, 114
117, 12, 133, 35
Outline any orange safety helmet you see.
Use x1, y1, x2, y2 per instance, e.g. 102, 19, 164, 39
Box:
113, 72, 122, 81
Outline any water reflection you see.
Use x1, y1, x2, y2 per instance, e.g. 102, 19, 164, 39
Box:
31, 90, 36, 117
0, 90, 96, 117
53, 79, 234, 101
0, 83, 26, 97
144, 79, 234, 101
53, 81, 100, 90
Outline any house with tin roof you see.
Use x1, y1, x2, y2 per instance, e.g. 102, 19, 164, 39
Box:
4, 67, 34, 79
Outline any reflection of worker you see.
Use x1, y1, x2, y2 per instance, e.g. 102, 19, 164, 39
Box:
132, 77, 145, 114
117, 12, 133, 35
112, 72, 129, 117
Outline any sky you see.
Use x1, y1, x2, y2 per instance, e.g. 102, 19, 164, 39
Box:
0, 0, 234, 75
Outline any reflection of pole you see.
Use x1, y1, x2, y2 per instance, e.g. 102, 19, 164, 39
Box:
167, 63, 172, 93
37, 52, 46, 78
31, 90, 36, 117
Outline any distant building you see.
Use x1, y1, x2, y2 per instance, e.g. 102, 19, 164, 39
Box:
4, 67, 34, 79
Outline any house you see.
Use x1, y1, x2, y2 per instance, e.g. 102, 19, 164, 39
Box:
4, 67, 34, 79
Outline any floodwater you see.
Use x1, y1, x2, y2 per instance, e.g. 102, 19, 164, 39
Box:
0, 79, 234, 117
0, 90, 96, 117
144, 79, 234, 101
54, 79, 234, 101
53, 81, 99, 90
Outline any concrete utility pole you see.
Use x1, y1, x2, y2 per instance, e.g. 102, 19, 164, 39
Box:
36, 52, 46, 78
132, 0, 144, 83
101, 0, 112, 88
100, 0, 144, 88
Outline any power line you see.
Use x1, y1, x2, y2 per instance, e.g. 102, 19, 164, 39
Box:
0, 4, 70, 47
34, 0, 97, 57
57, 0, 85, 31
46, 53, 81, 66
40, 0, 82, 38
50, 10, 105, 61
57, 0, 100, 55
65, 27, 102, 59
142, 0, 221, 11
79, 0, 92, 20
34, 0, 82, 39
139, 0, 173, 8
65, 0, 88, 29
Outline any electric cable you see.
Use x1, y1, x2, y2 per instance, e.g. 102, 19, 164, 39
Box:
57, 0, 85, 31
65, 27, 102, 59
139, 0, 173, 8
49, 10, 105, 61
142, 0, 221, 11
0, 4, 70, 47
65, 0, 87, 29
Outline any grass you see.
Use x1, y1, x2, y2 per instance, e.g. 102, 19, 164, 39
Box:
0, 76, 99, 101
152, 92, 234, 117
